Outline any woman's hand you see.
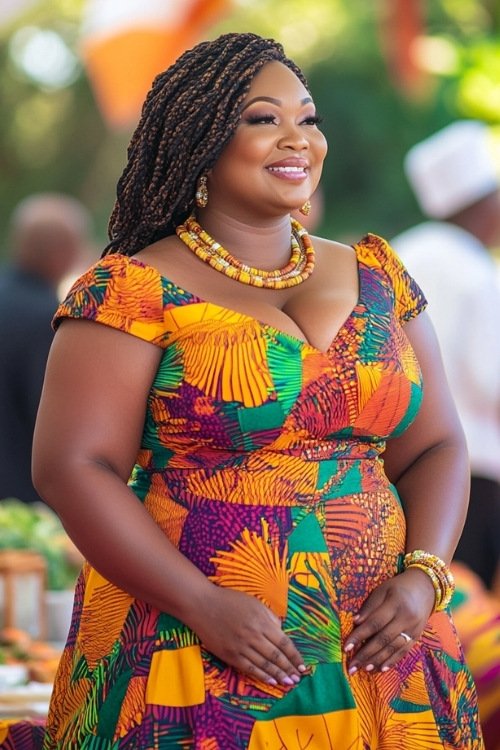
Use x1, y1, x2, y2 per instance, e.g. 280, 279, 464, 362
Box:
343, 567, 436, 675
187, 586, 305, 687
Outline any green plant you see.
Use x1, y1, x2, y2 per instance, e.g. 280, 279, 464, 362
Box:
0, 499, 81, 590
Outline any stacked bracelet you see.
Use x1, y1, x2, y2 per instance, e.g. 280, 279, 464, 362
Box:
403, 550, 455, 612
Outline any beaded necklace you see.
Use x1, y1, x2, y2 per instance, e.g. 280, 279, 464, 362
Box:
175, 213, 315, 289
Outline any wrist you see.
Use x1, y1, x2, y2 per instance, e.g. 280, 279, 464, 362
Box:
175, 577, 219, 632
402, 565, 437, 616
403, 549, 455, 612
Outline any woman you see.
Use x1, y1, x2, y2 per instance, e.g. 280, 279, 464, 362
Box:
33, 32, 483, 749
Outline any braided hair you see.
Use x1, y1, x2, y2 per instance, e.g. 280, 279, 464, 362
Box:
103, 32, 308, 257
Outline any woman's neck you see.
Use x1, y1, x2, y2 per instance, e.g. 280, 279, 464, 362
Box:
195, 207, 295, 271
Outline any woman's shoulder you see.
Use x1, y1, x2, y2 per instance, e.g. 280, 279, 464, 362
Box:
341, 232, 405, 275
311, 231, 393, 256
312, 231, 426, 322
54, 251, 169, 341
62, 252, 170, 304
311, 233, 356, 259
311, 232, 400, 271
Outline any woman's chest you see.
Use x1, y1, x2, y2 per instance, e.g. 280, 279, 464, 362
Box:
146, 286, 423, 448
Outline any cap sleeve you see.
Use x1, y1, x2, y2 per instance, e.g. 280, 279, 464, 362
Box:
53, 255, 167, 345
355, 233, 427, 324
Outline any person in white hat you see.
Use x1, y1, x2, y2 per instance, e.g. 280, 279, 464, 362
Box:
392, 120, 500, 593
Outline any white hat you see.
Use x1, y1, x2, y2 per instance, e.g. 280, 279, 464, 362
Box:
404, 120, 500, 219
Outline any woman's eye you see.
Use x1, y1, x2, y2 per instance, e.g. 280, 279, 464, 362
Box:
245, 114, 276, 125
302, 114, 324, 126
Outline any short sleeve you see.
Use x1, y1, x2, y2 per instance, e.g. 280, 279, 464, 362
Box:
53, 255, 167, 345
355, 233, 427, 324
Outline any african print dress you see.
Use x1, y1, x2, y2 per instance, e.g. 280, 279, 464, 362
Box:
43, 234, 484, 749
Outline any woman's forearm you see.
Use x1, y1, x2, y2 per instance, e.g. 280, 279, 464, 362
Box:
395, 438, 470, 563
35, 459, 215, 628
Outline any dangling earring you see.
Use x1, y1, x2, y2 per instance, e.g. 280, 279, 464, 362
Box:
195, 175, 208, 208
299, 200, 311, 216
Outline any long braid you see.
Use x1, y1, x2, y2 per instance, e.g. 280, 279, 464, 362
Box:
102, 33, 308, 257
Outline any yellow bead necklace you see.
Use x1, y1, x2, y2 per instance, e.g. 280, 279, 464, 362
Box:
175, 213, 315, 289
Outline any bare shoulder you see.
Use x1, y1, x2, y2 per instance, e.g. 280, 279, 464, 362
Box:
288, 234, 358, 300
132, 235, 180, 267
310, 234, 357, 274
311, 234, 356, 255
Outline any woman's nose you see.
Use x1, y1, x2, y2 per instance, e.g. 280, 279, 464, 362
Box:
278, 123, 309, 149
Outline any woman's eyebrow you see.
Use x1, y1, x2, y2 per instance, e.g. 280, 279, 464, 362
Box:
242, 95, 313, 111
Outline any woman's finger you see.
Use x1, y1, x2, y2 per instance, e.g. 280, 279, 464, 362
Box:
236, 643, 303, 686
378, 632, 415, 672
274, 632, 307, 675
347, 626, 415, 675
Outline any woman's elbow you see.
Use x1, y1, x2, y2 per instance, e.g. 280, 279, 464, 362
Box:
31, 451, 61, 510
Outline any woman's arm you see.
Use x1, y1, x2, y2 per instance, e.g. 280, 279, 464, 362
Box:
344, 310, 469, 673
33, 319, 214, 617
32, 318, 304, 686
383, 309, 469, 562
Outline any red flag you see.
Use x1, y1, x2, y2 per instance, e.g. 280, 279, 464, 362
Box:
377, 0, 427, 96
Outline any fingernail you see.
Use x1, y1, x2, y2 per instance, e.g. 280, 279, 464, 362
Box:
348, 666, 357, 675
267, 677, 278, 686
297, 664, 307, 673
365, 664, 374, 672
353, 614, 360, 621
282, 676, 294, 686
344, 642, 354, 653
381, 666, 390, 672
290, 674, 300, 684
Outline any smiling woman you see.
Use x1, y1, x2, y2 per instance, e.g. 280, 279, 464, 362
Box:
31, 31, 484, 749
201, 61, 327, 232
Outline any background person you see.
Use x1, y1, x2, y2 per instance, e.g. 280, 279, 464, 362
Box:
32, 33, 482, 748
0, 193, 93, 505
391, 120, 500, 593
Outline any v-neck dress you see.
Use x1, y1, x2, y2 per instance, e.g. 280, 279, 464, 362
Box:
43, 233, 483, 749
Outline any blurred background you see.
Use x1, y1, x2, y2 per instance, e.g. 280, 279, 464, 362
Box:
1, 0, 500, 256
1, 0, 500, 733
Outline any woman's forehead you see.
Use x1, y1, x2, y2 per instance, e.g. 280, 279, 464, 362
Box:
244, 61, 309, 103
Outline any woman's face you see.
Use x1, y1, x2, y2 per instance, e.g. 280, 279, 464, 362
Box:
206, 61, 328, 221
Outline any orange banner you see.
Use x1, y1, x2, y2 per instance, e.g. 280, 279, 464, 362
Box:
80, 0, 234, 129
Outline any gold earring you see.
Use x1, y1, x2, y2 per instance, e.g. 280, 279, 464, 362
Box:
299, 200, 311, 216
195, 175, 208, 208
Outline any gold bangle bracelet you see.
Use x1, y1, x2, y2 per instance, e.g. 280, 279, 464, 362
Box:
403, 550, 455, 612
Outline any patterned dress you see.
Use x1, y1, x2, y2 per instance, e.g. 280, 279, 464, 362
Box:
450, 562, 500, 750
43, 234, 483, 749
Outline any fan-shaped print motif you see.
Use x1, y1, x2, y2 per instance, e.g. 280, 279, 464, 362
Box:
183, 321, 272, 407
37, 236, 483, 748
354, 370, 411, 435
80, 567, 134, 668
210, 519, 289, 618
115, 676, 148, 739
324, 498, 373, 551
356, 362, 383, 413
45, 646, 92, 745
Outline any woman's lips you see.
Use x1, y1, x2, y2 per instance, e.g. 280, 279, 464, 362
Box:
266, 166, 308, 180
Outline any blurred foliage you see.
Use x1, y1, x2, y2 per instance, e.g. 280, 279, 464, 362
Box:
0, 499, 81, 590
0, 0, 128, 256
0, 0, 499, 255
